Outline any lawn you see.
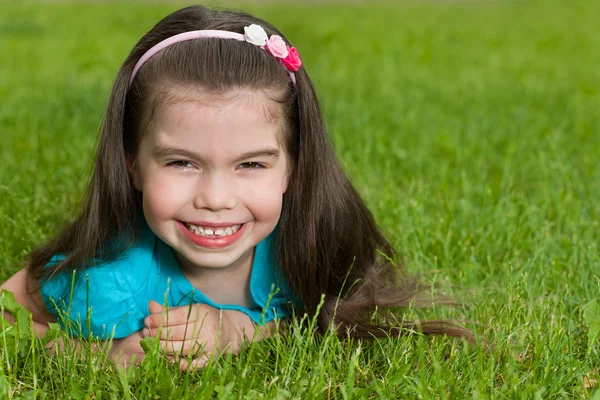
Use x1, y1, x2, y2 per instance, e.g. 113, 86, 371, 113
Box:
1, 0, 599, 398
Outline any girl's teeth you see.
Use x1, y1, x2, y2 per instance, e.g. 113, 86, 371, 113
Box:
186, 223, 242, 238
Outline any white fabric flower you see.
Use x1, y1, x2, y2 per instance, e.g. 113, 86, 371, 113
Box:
244, 24, 268, 47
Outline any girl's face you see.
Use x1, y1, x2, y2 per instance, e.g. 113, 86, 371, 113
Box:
129, 88, 289, 276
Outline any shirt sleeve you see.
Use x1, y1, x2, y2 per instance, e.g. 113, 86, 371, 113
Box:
40, 264, 149, 339
39, 233, 158, 339
257, 284, 294, 323
246, 230, 298, 324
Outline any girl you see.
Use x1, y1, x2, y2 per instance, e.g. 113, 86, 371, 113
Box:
1, 5, 471, 369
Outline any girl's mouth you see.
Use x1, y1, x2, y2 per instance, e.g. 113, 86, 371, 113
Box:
177, 221, 248, 249
183, 222, 242, 238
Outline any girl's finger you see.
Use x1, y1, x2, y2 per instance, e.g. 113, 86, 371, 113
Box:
179, 354, 212, 371
148, 300, 164, 314
165, 354, 177, 366
159, 338, 213, 356
144, 322, 217, 341
144, 304, 215, 328
144, 307, 191, 328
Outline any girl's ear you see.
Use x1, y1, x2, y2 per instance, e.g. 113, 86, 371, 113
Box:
127, 157, 142, 191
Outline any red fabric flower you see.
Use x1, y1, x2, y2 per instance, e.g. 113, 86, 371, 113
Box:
281, 46, 302, 71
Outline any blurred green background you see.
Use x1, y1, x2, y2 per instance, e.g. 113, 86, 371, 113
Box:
1, 0, 599, 397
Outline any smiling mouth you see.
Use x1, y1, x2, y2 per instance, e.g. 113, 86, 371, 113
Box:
183, 222, 243, 238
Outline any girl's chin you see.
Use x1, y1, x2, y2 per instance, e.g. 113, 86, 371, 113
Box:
174, 247, 255, 272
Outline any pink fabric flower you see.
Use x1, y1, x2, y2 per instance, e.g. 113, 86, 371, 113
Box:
265, 35, 289, 59
282, 47, 302, 71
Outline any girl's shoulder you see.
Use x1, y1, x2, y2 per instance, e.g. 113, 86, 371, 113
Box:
40, 222, 161, 338
248, 229, 298, 319
45, 222, 159, 291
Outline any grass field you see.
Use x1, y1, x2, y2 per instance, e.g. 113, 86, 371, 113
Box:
1, 0, 600, 398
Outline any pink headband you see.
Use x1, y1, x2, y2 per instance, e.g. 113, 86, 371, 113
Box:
129, 25, 301, 87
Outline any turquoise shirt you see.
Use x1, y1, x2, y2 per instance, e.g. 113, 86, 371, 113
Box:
39, 223, 293, 339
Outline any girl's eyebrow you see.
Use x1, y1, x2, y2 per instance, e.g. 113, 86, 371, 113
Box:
152, 145, 280, 162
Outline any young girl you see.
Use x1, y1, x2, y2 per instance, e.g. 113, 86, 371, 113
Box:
1, 5, 471, 369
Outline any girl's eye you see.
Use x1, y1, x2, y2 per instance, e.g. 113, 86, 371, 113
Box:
238, 162, 265, 170
167, 160, 195, 169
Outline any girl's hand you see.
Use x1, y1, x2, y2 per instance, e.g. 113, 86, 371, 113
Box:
44, 329, 146, 370
143, 300, 268, 370
107, 329, 147, 368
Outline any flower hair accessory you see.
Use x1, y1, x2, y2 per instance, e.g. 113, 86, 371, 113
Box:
244, 24, 302, 72
243, 24, 268, 47
129, 25, 302, 87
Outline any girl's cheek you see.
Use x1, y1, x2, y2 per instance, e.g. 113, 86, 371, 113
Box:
144, 191, 178, 219
240, 179, 285, 220
142, 173, 190, 219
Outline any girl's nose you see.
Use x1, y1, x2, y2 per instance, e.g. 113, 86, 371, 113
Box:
193, 173, 237, 211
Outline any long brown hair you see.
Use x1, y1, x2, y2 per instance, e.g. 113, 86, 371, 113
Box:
27, 5, 473, 341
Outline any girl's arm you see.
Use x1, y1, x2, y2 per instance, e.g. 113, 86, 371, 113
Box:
0, 269, 147, 367
0, 268, 54, 336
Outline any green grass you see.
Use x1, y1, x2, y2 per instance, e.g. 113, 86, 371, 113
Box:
1, 0, 600, 397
